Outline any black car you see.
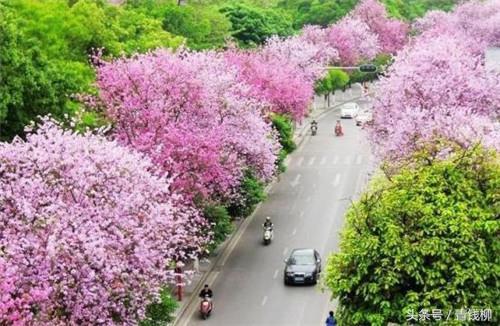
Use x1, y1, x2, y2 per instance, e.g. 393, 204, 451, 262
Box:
284, 248, 321, 285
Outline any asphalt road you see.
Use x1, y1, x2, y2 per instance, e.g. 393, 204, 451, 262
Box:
179, 98, 374, 326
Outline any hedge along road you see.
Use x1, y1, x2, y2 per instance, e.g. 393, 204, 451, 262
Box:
177, 97, 374, 326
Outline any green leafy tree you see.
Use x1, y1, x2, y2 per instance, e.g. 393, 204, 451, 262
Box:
0, 6, 87, 140
221, 4, 294, 47
0, 0, 183, 140
382, 0, 459, 20
314, 69, 349, 107
127, 0, 230, 50
324, 142, 499, 325
278, 0, 357, 28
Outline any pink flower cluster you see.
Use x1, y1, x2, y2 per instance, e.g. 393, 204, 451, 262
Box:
414, 0, 500, 55
96, 50, 279, 201
0, 120, 207, 324
369, 0, 500, 161
297, 0, 409, 65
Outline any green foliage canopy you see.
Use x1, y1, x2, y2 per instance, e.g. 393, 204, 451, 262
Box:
221, 3, 294, 47
0, 0, 183, 140
325, 143, 500, 325
314, 69, 350, 95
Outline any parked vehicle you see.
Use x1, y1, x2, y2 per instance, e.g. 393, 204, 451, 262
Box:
355, 110, 372, 126
284, 248, 321, 285
340, 102, 360, 119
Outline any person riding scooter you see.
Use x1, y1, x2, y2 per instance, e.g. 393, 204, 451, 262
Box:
262, 216, 274, 240
311, 120, 318, 135
199, 284, 213, 318
335, 120, 344, 136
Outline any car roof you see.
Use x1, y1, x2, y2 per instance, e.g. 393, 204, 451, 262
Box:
342, 103, 358, 109
290, 248, 315, 256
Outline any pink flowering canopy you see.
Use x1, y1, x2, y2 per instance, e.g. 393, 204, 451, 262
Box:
414, 0, 500, 55
352, 0, 408, 54
96, 50, 278, 201
368, 34, 500, 161
0, 120, 207, 325
225, 49, 317, 122
261, 33, 338, 82
325, 16, 380, 65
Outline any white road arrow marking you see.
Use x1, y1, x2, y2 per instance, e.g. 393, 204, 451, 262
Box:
308, 157, 316, 165
296, 157, 304, 167
320, 156, 327, 165
333, 156, 339, 164
332, 173, 341, 187
290, 174, 301, 187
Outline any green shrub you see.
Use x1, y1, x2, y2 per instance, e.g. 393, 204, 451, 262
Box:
228, 171, 266, 218
276, 149, 288, 173
204, 205, 234, 253
324, 143, 499, 325
140, 287, 178, 326
271, 114, 296, 154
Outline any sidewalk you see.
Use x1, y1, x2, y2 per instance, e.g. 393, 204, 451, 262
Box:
170, 83, 373, 325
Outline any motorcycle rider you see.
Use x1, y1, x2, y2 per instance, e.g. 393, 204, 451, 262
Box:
263, 216, 274, 239
199, 284, 213, 299
311, 119, 318, 134
335, 120, 343, 136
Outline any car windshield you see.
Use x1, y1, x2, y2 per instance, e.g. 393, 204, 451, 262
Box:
290, 253, 315, 265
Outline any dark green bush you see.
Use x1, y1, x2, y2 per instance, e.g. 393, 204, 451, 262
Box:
204, 205, 234, 253
272, 114, 296, 154
228, 171, 266, 218
140, 287, 178, 326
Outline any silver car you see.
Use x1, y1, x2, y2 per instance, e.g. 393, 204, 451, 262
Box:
340, 102, 360, 119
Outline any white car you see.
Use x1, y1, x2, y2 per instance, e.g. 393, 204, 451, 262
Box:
340, 102, 360, 119
355, 110, 373, 126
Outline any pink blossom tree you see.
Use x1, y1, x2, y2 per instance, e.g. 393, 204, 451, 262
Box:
95, 50, 278, 202
0, 119, 207, 325
225, 49, 317, 122
352, 0, 408, 54
414, 0, 500, 55
368, 34, 500, 161
325, 16, 380, 65
261, 32, 338, 82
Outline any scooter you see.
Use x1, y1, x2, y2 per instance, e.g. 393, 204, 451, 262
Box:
335, 125, 344, 137
200, 295, 213, 319
263, 226, 273, 245
311, 125, 317, 136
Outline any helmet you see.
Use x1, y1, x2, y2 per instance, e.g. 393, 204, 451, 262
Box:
266, 216, 271, 221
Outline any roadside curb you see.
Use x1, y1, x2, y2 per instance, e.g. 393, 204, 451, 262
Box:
172, 93, 369, 325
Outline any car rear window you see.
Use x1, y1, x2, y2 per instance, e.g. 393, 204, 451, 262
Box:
291, 253, 315, 265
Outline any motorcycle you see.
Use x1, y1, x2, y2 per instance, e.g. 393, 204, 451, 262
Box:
200, 295, 213, 319
335, 125, 343, 137
263, 226, 273, 245
311, 125, 318, 136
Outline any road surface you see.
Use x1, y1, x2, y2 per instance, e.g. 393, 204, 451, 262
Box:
178, 98, 374, 326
